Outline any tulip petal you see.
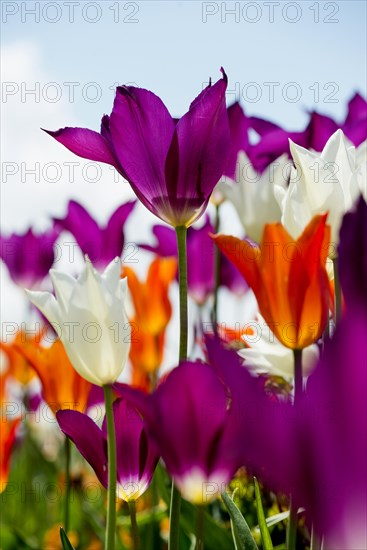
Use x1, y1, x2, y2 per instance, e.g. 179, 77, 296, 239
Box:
44, 127, 121, 171
102, 201, 136, 261
53, 201, 102, 262
109, 86, 175, 218
25, 289, 62, 333
338, 196, 367, 307
171, 72, 229, 203
56, 409, 108, 488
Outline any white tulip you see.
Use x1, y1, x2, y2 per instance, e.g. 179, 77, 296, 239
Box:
26, 257, 130, 386
280, 130, 364, 257
238, 319, 319, 380
217, 151, 289, 243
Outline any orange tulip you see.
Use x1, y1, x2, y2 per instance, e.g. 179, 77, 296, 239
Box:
212, 215, 331, 349
14, 339, 92, 414
0, 416, 21, 491
123, 258, 176, 335
0, 331, 39, 386
122, 258, 176, 388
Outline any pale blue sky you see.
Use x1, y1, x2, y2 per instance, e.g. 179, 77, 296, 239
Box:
2, 1, 366, 129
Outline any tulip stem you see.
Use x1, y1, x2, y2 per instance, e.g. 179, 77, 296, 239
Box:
64, 437, 71, 533
169, 226, 188, 550
103, 385, 117, 550
287, 349, 303, 550
175, 225, 188, 361
332, 257, 342, 324
128, 501, 140, 550
195, 505, 205, 550
212, 204, 221, 327
293, 349, 303, 404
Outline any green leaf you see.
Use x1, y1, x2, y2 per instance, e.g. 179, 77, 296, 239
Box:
221, 490, 258, 550
266, 511, 289, 528
253, 478, 273, 550
60, 528, 76, 550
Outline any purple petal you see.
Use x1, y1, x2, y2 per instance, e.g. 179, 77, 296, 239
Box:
344, 92, 367, 125
44, 127, 121, 172
54, 201, 102, 263
250, 128, 304, 172
224, 102, 250, 179
109, 86, 175, 219
299, 309, 367, 546
338, 196, 367, 308
150, 362, 230, 478
0, 228, 59, 288
102, 200, 136, 265
139, 224, 177, 257
250, 116, 281, 136
343, 95, 367, 145
305, 111, 339, 151
186, 216, 215, 304
56, 409, 108, 488
168, 71, 230, 208
111, 399, 158, 489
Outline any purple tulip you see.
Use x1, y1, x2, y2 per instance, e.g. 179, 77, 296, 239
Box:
342, 92, 367, 146
295, 306, 367, 548
115, 336, 273, 504
56, 399, 159, 501
249, 93, 367, 170
0, 227, 59, 288
53, 199, 136, 269
338, 196, 367, 308
140, 217, 247, 303
45, 71, 230, 228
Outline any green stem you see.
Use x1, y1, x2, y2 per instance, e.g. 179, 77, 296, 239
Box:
195, 505, 205, 550
212, 204, 221, 327
287, 349, 303, 550
128, 501, 140, 550
293, 349, 303, 405
103, 385, 117, 550
332, 257, 342, 324
168, 226, 188, 550
175, 226, 188, 361
64, 437, 71, 533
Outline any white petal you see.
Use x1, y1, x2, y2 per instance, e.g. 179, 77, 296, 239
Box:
25, 289, 62, 336
49, 270, 77, 313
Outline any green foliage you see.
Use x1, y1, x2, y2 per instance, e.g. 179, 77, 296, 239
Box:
221, 490, 258, 550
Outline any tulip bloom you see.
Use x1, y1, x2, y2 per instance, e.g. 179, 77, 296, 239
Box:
54, 199, 136, 269
57, 399, 159, 501
0, 331, 39, 386
45, 71, 230, 228
295, 307, 367, 548
14, 339, 92, 414
0, 416, 21, 491
0, 227, 59, 288
212, 215, 331, 349
115, 337, 274, 505
123, 258, 176, 386
281, 130, 365, 253
250, 93, 367, 171
25, 258, 130, 386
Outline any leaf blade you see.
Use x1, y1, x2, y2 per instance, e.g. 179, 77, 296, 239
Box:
221, 491, 258, 550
